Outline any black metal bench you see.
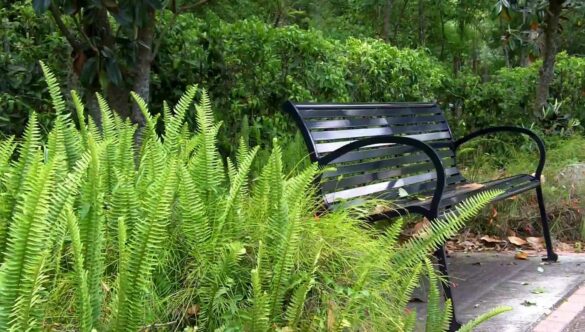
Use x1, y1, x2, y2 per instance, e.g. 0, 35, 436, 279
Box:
283, 101, 558, 330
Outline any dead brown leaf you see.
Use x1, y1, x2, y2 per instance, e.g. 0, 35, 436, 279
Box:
557, 242, 573, 252
527, 237, 545, 250
508, 236, 528, 246
186, 304, 200, 316
413, 218, 431, 236
458, 183, 485, 190
515, 251, 529, 260
327, 301, 336, 331
480, 235, 503, 243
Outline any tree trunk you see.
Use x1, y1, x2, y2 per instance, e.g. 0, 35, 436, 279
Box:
534, 0, 564, 117
383, 0, 394, 42
418, 0, 425, 47
439, 1, 445, 59
393, 0, 410, 44
131, 9, 154, 127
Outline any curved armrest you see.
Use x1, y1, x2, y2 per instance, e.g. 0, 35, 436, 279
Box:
318, 135, 446, 217
454, 126, 546, 178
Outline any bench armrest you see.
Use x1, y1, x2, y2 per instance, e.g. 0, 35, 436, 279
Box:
318, 135, 447, 217
453, 126, 546, 178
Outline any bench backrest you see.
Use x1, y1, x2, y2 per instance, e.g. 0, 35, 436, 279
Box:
283, 102, 465, 207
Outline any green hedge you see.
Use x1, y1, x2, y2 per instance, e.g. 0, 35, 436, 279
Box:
155, 15, 448, 153
446, 52, 585, 136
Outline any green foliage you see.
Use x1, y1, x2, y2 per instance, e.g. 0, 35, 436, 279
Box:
0, 68, 508, 331
446, 52, 585, 136
0, 1, 68, 137
157, 16, 448, 155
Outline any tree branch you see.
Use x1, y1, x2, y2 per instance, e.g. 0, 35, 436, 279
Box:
49, 3, 84, 51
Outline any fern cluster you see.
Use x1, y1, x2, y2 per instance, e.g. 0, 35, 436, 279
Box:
0, 63, 510, 331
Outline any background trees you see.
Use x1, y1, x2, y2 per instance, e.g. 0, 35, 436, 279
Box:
1, 0, 584, 147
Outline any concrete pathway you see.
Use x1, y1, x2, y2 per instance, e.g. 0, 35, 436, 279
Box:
411, 252, 585, 331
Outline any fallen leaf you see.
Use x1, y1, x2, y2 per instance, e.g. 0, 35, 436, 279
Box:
508, 236, 528, 246
527, 237, 545, 250
327, 301, 336, 331
531, 287, 546, 294
515, 251, 529, 260
413, 218, 431, 236
458, 183, 485, 190
186, 304, 200, 316
521, 300, 536, 306
480, 235, 503, 243
557, 242, 573, 252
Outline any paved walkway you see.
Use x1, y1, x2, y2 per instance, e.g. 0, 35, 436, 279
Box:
564, 309, 585, 331
410, 252, 585, 331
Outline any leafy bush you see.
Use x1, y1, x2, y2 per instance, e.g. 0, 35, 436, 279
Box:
0, 66, 509, 331
446, 52, 585, 136
156, 15, 449, 154
0, 2, 69, 137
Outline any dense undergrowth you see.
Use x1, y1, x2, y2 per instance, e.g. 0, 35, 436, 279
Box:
0, 66, 512, 331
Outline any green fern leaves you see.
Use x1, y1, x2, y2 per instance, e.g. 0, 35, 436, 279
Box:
0, 65, 512, 332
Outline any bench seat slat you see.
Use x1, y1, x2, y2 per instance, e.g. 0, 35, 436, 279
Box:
311, 123, 450, 141
322, 163, 461, 192
324, 167, 461, 202
306, 115, 447, 129
299, 106, 441, 118
322, 149, 455, 178
316, 132, 452, 154
327, 142, 454, 164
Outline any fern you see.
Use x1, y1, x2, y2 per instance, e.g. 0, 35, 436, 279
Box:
248, 241, 270, 332
394, 190, 503, 268
163, 85, 198, 153
113, 158, 177, 331
65, 206, 93, 332
457, 306, 512, 332
0, 153, 56, 330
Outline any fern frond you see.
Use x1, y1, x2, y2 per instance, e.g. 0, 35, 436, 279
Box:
39, 61, 67, 116
130, 91, 159, 145
12, 113, 41, 192
0, 153, 57, 330
394, 190, 502, 268
78, 135, 106, 324
424, 257, 442, 332
164, 85, 198, 153
178, 165, 211, 254
395, 262, 423, 309
113, 159, 177, 331
457, 306, 512, 332
96, 93, 117, 141
249, 241, 270, 332
71, 90, 89, 147
213, 146, 259, 242
65, 206, 93, 332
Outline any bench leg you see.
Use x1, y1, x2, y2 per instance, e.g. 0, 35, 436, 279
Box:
536, 186, 558, 262
433, 245, 461, 331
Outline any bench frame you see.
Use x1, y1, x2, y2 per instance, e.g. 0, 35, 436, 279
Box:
284, 101, 558, 331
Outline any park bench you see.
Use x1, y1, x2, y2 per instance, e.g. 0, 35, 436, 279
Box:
283, 101, 558, 330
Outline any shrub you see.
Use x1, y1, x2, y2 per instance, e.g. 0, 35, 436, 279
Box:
445, 52, 585, 136
0, 65, 509, 331
156, 15, 449, 155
